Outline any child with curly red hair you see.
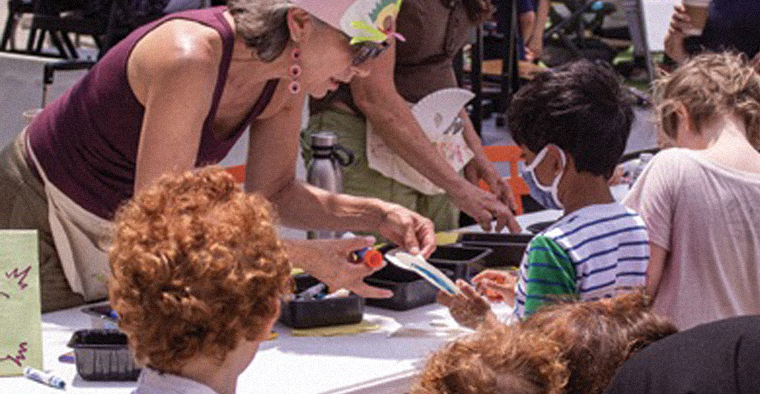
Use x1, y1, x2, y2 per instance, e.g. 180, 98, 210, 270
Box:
413, 293, 677, 394
108, 167, 291, 394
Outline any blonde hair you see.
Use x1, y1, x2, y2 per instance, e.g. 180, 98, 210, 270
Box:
109, 167, 291, 374
654, 52, 760, 149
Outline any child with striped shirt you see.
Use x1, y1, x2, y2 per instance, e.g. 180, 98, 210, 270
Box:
439, 60, 649, 328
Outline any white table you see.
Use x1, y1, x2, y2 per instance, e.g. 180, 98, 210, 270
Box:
2, 204, 566, 394
0, 300, 512, 394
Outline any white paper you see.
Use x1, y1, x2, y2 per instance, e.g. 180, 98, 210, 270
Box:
384, 250, 460, 295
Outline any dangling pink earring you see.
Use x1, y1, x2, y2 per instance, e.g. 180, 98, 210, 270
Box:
289, 48, 302, 94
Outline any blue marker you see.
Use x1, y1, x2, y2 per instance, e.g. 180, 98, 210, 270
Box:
23, 367, 65, 390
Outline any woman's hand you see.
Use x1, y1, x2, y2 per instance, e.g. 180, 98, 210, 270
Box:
472, 269, 516, 304
460, 157, 521, 233
664, 4, 691, 64
437, 280, 499, 329
377, 204, 436, 258
464, 156, 515, 209
284, 237, 393, 299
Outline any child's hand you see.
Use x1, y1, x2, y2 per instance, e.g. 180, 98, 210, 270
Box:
437, 280, 496, 330
472, 270, 516, 304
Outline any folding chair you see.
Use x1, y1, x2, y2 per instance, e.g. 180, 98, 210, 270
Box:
465, 0, 521, 133
479, 145, 530, 215
23, 0, 109, 59
18, 0, 209, 60
542, 0, 618, 64
224, 165, 246, 184
1, 0, 34, 52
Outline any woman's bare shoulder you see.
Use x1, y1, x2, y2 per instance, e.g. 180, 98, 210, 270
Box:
130, 19, 224, 74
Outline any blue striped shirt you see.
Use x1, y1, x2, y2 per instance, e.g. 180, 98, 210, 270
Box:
513, 203, 649, 319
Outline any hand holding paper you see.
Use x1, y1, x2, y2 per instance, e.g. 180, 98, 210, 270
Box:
437, 279, 499, 330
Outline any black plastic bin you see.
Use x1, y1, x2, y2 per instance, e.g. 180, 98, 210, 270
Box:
364, 263, 455, 311
67, 329, 141, 381
279, 274, 365, 329
428, 245, 492, 281
457, 233, 533, 267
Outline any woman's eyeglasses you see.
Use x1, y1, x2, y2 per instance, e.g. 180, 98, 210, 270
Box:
351, 41, 390, 66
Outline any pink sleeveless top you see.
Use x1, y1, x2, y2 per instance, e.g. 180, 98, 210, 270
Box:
27, 7, 279, 219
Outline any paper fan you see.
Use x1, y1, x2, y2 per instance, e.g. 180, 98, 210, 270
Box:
411, 88, 475, 138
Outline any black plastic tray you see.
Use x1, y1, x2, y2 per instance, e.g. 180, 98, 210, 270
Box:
279, 274, 365, 329
456, 232, 533, 267
67, 329, 140, 381
526, 220, 557, 234
428, 245, 493, 280
364, 263, 455, 311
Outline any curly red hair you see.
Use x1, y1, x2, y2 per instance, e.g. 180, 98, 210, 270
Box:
521, 292, 677, 394
413, 326, 569, 394
414, 293, 677, 394
108, 167, 291, 374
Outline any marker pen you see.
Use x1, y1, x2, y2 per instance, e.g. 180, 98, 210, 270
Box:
23, 367, 65, 390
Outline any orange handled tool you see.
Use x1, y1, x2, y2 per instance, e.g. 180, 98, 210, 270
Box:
352, 247, 384, 268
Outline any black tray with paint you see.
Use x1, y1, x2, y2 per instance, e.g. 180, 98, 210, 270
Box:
364, 262, 456, 311
456, 233, 533, 267
428, 245, 493, 281
67, 329, 141, 381
279, 274, 365, 329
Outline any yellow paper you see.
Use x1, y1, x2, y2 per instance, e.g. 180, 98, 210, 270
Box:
435, 232, 460, 245
290, 320, 381, 337
0, 230, 43, 376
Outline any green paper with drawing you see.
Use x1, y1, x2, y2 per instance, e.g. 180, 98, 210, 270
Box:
0, 230, 43, 376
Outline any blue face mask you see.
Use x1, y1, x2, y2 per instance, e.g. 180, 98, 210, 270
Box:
520, 145, 566, 210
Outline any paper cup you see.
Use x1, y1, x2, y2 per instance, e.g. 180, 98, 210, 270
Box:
682, 0, 710, 36
22, 108, 43, 126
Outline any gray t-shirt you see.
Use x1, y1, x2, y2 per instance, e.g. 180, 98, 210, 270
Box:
625, 148, 760, 330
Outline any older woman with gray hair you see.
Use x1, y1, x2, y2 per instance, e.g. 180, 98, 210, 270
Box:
0, 0, 435, 312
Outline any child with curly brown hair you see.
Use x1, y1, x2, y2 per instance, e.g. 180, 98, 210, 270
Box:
413, 293, 677, 394
108, 167, 292, 394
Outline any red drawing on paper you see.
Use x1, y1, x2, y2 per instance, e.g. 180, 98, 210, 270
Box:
5, 266, 31, 290
0, 342, 28, 367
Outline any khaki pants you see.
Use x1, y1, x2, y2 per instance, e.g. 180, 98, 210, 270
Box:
0, 133, 85, 312
302, 109, 459, 233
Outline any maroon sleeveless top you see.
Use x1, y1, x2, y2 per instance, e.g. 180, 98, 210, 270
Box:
27, 7, 279, 219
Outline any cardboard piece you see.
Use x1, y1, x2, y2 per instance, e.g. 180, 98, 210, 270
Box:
0, 230, 42, 376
